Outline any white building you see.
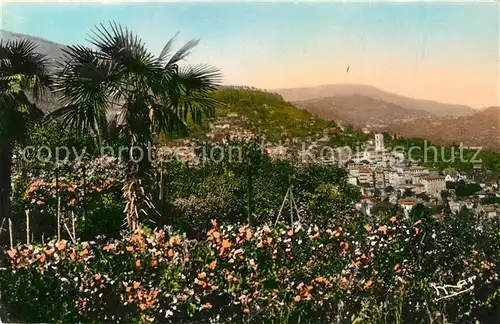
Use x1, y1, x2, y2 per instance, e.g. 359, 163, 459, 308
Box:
421, 176, 446, 198
388, 171, 402, 186
348, 176, 359, 186
374, 133, 384, 152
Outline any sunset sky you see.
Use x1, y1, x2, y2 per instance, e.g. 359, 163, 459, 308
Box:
1, 1, 498, 108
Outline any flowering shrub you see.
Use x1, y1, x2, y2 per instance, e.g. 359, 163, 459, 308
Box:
1, 213, 499, 323
11, 156, 128, 241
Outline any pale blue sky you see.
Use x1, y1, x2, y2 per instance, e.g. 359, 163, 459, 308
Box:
1, 2, 498, 107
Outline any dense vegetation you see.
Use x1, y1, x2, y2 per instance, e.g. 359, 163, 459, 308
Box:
1, 23, 500, 323
388, 136, 500, 174
2, 209, 499, 323
211, 87, 335, 141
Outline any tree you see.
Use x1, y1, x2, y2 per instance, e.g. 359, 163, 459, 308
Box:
0, 39, 51, 222
50, 23, 221, 230
51, 22, 221, 168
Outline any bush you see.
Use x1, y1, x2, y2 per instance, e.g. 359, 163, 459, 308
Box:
2, 211, 498, 323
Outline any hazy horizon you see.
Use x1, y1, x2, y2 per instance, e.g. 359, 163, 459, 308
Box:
1, 2, 498, 108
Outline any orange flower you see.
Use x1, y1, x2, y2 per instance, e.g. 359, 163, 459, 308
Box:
44, 248, 55, 255
364, 224, 372, 232
167, 249, 175, 257
171, 235, 182, 245
364, 280, 373, 289
213, 231, 221, 239
340, 241, 349, 251
262, 225, 271, 233
211, 219, 217, 227
79, 249, 89, 257
7, 249, 17, 259
246, 230, 252, 240
222, 240, 232, 248
198, 272, 207, 279
135, 260, 141, 268
209, 260, 217, 270
103, 243, 115, 252
266, 237, 273, 244
309, 232, 320, 240
394, 264, 400, 271
95, 273, 102, 280
377, 225, 387, 234
133, 281, 140, 289
56, 240, 67, 251
202, 303, 212, 309
294, 295, 301, 302
126, 246, 134, 252
390, 216, 397, 223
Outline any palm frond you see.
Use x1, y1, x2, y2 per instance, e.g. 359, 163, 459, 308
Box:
0, 39, 51, 99
165, 38, 200, 68
149, 101, 190, 136
178, 64, 222, 92
158, 32, 179, 63
88, 22, 159, 73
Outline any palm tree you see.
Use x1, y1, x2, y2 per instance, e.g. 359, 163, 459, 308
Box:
0, 39, 51, 222
52, 23, 221, 159
50, 22, 221, 229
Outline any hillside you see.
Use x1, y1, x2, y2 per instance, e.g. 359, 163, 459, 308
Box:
274, 84, 476, 117
294, 95, 434, 129
170, 87, 335, 142
0, 30, 66, 67
386, 107, 500, 151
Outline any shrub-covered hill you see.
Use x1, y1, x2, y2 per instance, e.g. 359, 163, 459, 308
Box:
211, 87, 335, 141
163, 87, 337, 142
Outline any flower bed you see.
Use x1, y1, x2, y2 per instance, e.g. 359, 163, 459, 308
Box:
1, 215, 498, 323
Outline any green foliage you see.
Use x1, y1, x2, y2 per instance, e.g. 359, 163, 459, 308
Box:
156, 144, 360, 238
481, 196, 500, 205
388, 137, 500, 173
455, 182, 482, 197
2, 210, 499, 323
210, 88, 334, 141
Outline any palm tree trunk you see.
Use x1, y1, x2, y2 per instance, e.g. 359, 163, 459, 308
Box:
0, 140, 13, 227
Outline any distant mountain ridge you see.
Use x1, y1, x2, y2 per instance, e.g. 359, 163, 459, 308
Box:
294, 95, 435, 129
385, 107, 500, 151
274, 84, 476, 117
1, 30, 67, 65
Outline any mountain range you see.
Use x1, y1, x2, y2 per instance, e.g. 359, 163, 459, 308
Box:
1, 30, 497, 150
274, 84, 477, 117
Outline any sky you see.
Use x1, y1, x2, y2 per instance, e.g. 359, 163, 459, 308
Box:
1, 1, 498, 108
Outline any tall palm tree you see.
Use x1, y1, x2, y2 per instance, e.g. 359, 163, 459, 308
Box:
50, 22, 222, 229
51, 23, 221, 163
0, 39, 51, 222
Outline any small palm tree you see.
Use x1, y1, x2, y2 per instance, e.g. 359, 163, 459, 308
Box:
50, 22, 222, 229
0, 39, 51, 222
